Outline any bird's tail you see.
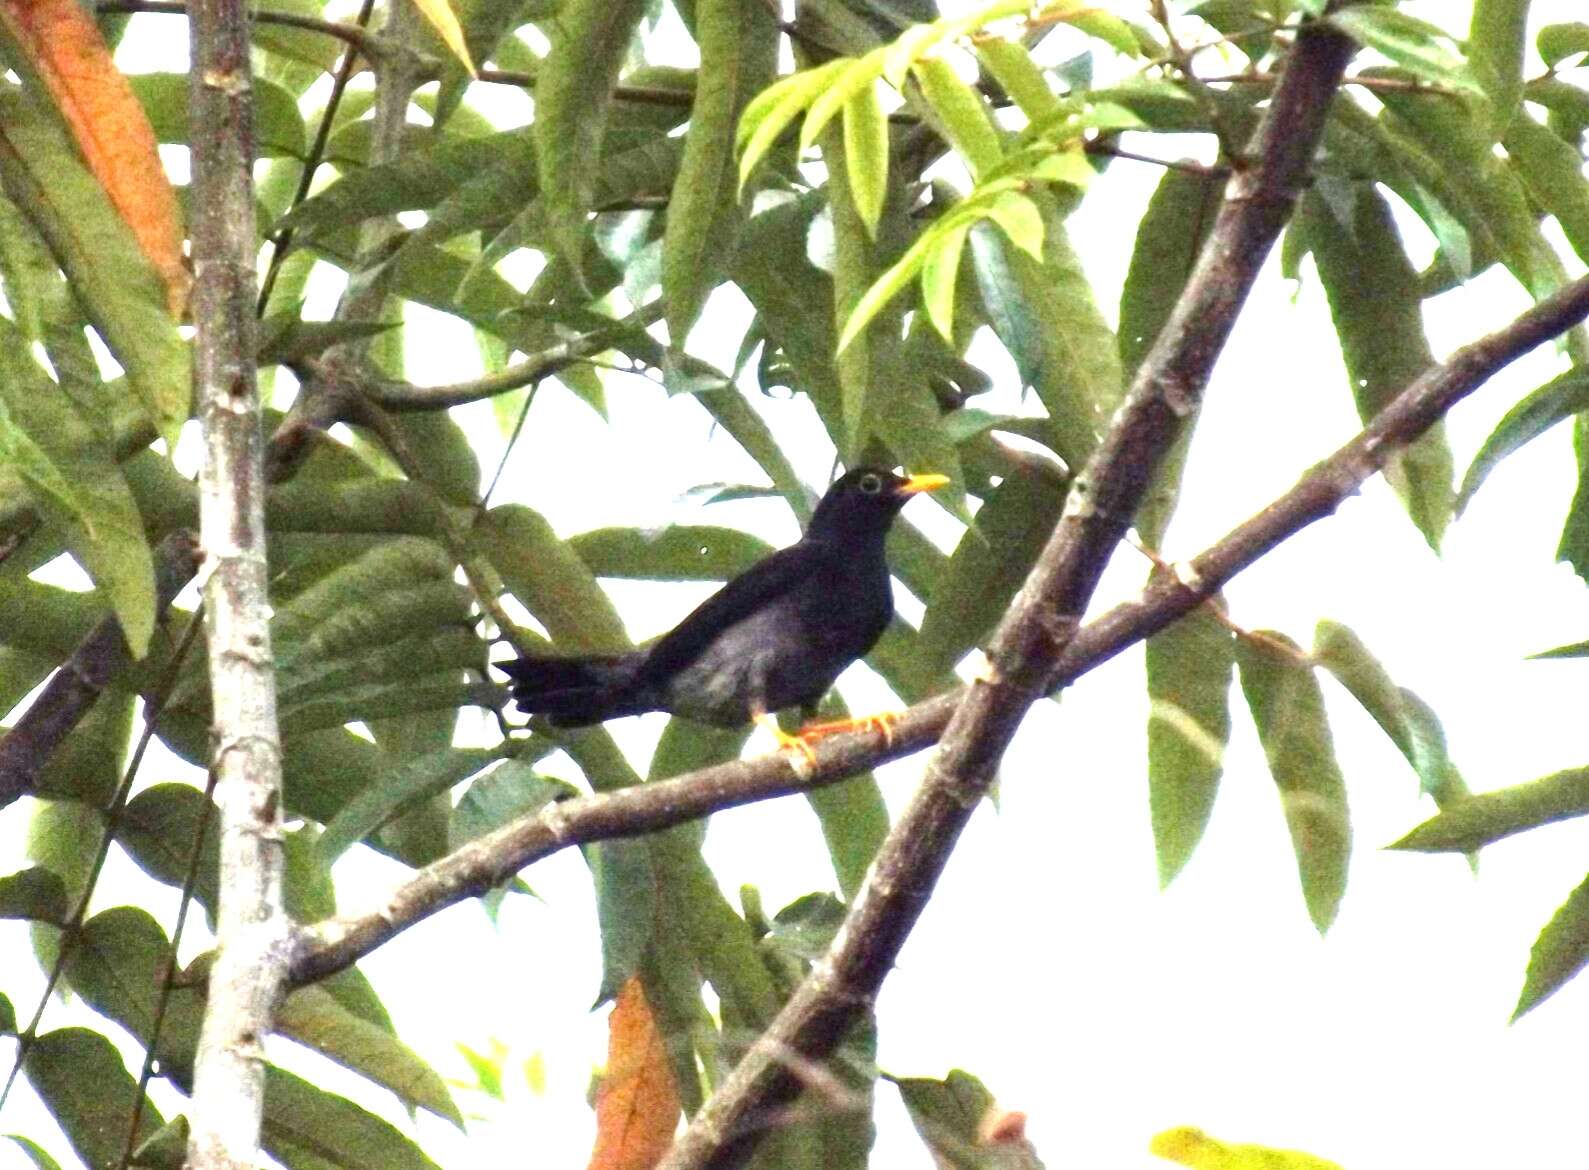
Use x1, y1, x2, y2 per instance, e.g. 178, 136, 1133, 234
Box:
498, 653, 648, 726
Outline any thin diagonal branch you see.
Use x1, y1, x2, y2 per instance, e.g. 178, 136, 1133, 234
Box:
0, 532, 199, 810
357, 300, 666, 410
285, 267, 1589, 993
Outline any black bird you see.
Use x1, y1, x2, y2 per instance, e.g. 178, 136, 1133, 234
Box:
501, 467, 948, 752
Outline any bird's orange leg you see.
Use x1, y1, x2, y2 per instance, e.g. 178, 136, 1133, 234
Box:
796, 710, 901, 749
754, 710, 819, 770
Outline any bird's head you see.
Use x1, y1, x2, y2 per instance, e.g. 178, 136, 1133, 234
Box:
807, 467, 949, 540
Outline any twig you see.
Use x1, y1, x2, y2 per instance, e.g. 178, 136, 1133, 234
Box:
257, 0, 379, 312
656, 14, 1359, 1168
358, 300, 665, 411
1084, 140, 1228, 178
1204, 69, 1465, 97
98, 0, 378, 53
0, 599, 204, 1116
184, 0, 289, 1165
476, 66, 695, 107
283, 268, 1589, 993
117, 644, 215, 1170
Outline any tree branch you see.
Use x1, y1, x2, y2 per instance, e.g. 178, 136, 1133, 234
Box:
657, 14, 1359, 1169
284, 267, 1589, 994
184, 1, 289, 1167
0, 532, 198, 811
357, 301, 665, 410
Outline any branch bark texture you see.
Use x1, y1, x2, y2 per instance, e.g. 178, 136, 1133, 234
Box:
184, 2, 288, 1168
657, 17, 1359, 1170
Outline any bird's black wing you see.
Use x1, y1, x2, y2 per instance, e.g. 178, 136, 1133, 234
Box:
638, 541, 827, 685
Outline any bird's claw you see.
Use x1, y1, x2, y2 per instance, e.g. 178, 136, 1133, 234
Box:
797, 710, 900, 749
755, 712, 819, 774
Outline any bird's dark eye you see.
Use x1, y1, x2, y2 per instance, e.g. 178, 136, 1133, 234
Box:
858, 473, 883, 495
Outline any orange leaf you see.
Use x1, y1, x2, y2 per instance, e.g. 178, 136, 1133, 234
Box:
1, 0, 189, 315
589, 978, 680, 1170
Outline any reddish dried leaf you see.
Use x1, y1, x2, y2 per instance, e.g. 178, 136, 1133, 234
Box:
1, 0, 188, 314
589, 978, 680, 1170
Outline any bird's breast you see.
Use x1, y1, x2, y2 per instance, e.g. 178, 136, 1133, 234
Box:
658, 550, 892, 724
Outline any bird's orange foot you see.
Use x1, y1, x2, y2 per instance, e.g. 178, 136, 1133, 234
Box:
755, 712, 818, 773
797, 710, 901, 749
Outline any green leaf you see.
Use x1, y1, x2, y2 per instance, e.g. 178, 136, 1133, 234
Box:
1468, 0, 1529, 131
975, 37, 1061, 123
878, 0, 1027, 87
1538, 22, 1589, 68
262, 1065, 442, 1170
894, 1068, 1039, 1170
535, 0, 649, 266
663, 0, 777, 341
571, 525, 774, 580
1515, 870, 1589, 1020
319, 748, 500, 865
130, 1117, 188, 1170
910, 57, 1002, 179
1147, 605, 1234, 887
35, 687, 134, 807
1530, 635, 1589, 658
451, 758, 571, 851
476, 504, 631, 652
119, 782, 220, 915
1375, 85, 1574, 308
1235, 632, 1351, 934
0, 866, 67, 923
587, 838, 658, 1006
2, 1136, 62, 1170
800, 53, 885, 156
0, 321, 157, 655
1297, 186, 1453, 548
0, 994, 14, 1034
24, 1029, 166, 1169
1459, 369, 1589, 513
729, 192, 845, 435
1313, 621, 1470, 809
65, 908, 205, 1078
1327, 9, 1486, 98
919, 463, 1065, 673
920, 221, 971, 341
1503, 112, 1589, 268
1391, 767, 1589, 854
843, 85, 890, 238
277, 128, 533, 236
736, 58, 850, 191
648, 829, 780, 1025
277, 986, 463, 1125
130, 71, 306, 158
838, 180, 1024, 353
1120, 168, 1222, 545
0, 91, 188, 449
257, 315, 400, 366
968, 197, 1124, 471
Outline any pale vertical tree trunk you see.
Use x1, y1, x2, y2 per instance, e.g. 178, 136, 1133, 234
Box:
184, 1, 288, 1167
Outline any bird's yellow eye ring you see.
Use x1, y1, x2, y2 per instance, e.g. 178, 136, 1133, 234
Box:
858, 473, 883, 494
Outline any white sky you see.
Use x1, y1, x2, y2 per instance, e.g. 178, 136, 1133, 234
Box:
5, 3, 1589, 1170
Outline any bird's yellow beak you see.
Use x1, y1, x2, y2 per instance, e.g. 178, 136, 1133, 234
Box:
898, 473, 950, 495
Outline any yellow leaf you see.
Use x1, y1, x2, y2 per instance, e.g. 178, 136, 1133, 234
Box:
0, 0, 188, 315
588, 979, 680, 1170
1151, 1126, 1345, 1170
410, 0, 476, 75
